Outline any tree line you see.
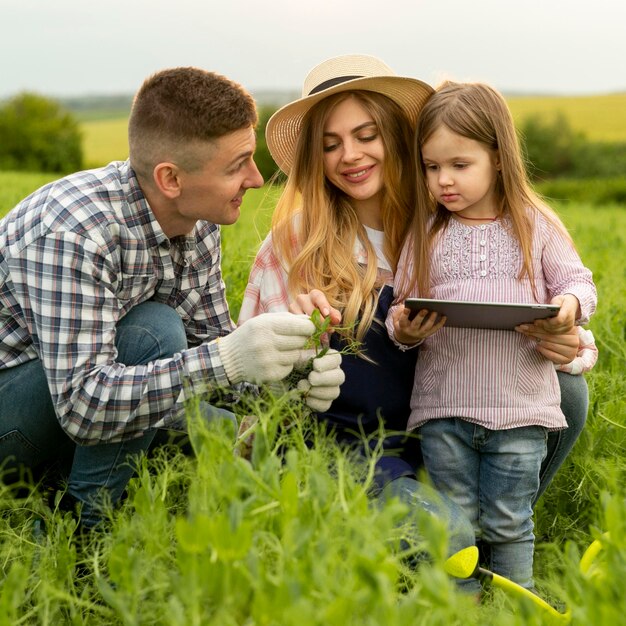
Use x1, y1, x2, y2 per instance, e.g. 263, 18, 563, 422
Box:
1, 93, 625, 187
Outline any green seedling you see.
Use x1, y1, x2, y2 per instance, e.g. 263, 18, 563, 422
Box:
305, 308, 333, 357
285, 309, 361, 390
444, 546, 571, 623
239, 310, 362, 459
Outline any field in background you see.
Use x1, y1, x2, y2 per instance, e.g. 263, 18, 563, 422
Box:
81, 118, 129, 168
75, 92, 626, 169
507, 92, 626, 142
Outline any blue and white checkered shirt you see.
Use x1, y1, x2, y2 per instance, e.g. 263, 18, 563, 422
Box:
0, 161, 235, 444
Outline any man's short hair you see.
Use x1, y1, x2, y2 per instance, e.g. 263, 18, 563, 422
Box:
128, 67, 258, 178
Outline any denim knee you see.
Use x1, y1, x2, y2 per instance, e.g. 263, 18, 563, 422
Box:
116, 301, 187, 365
68, 428, 159, 528
382, 476, 475, 558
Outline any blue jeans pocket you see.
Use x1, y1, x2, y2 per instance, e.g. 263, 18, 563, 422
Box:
0, 428, 41, 471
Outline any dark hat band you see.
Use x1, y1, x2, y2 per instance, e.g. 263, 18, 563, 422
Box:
308, 75, 364, 95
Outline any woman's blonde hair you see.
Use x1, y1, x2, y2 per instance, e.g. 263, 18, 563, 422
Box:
271, 90, 418, 341
401, 80, 573, 299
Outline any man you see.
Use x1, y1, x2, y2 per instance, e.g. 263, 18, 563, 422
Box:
0, 67, 344, 528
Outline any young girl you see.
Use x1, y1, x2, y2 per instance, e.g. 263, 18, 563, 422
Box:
387, 81, 597, 591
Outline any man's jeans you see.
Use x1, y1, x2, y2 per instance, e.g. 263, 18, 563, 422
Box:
419, 418, 548, 591
0, 301, 235, 528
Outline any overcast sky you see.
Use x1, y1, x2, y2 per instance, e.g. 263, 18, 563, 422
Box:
1, 0, 624, 99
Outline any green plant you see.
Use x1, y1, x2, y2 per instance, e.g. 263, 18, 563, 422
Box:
0, 92, 83, 173
253, 105, 283, 183
520, 113, 585, 180
284, 309, 360, 390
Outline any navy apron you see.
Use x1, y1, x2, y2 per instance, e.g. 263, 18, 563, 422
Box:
315, 284, 421, 491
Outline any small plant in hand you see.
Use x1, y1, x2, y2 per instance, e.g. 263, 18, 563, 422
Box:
237, 309, 358, 459
284, 308, 360, 390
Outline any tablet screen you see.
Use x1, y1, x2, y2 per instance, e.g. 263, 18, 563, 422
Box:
405, 298, 560, 330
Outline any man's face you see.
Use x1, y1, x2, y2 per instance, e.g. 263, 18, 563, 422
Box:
168, 126, 264, 235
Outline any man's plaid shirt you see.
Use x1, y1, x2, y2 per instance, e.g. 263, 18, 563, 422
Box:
0, 161, 235, 444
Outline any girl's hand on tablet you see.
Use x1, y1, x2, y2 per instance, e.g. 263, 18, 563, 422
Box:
393, 306, 446, 346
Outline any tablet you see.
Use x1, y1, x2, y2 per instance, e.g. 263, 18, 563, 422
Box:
405, 298, 560, 330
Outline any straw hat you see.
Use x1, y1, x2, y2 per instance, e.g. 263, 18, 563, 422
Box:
265, 54, 434, 174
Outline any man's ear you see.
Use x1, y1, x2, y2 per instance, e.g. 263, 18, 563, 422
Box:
153, 163, 182, 199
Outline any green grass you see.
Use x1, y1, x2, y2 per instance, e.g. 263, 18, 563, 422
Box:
0, 171, 60, 214
0, 175, 625, 624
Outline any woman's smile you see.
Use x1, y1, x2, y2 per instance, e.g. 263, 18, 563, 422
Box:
342, 164, 376, 182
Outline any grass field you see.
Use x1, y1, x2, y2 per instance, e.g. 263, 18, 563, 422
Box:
0, 171, 61, 213
507, 92, 626, 142
0, 176, 625, 624
82, 118, 129, 169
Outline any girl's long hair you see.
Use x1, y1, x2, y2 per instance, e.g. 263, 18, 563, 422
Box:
271, 90, 418, 341
400, 81, 573, 300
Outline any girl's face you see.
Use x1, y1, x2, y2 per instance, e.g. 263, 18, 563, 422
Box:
421, 125, 500, 219
322, 96, 385, 214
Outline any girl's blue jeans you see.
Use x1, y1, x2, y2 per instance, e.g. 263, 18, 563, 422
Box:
0, 301, 235, 528
420, 418, 548, 591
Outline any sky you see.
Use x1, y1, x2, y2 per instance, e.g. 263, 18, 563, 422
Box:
1, 0, 624, 100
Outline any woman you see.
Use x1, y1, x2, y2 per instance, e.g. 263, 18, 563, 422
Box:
239, 55, 595, 553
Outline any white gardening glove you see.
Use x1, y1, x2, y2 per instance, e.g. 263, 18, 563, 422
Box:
218, 312, 315, 384
296, 349, 345, 412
